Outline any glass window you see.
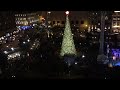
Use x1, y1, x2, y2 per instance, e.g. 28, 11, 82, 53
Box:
81, 20, 84, 24
76, 21, 79, 24
113, 22, 116, 26
105, 16, 108, 20
118, 22, 120, 25
113, 18, 117, 20
53, 21, 55, 24
62, 21, 65, 24
71, 21, 74, 24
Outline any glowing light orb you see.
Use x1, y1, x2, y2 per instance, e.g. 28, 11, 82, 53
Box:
113, 56, 116, 60
65, 11, 69, 15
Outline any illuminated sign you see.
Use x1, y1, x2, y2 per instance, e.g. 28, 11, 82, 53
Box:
20, 26, 32, 30
111, 49, 120, 59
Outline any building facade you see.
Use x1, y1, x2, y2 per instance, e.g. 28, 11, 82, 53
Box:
0, 11, 16, 36
38, 11, 89, 30
88, 11, 112, 33
87, 11, 113, 44
15, 12, 40, 28
112, 11, 120, 33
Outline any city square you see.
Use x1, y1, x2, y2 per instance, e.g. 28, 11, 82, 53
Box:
0, 11, 120, 79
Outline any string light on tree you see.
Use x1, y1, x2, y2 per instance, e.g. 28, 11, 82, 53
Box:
60, 11, 77, 56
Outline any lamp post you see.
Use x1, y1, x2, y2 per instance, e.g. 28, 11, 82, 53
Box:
99, 11, 105, 55
46, 11, 51, 29
46, 11, 51, 38
97, 11, 107, 64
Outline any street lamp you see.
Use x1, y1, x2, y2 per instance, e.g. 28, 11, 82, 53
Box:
4, 51, 8, 54
114, 11, 120, 12
82, 55, 85, 58
46, 11, 51, 28
75, 62, 77, 64
11, 47, 14, 51
48, 11, 51, 14
23, 42, 26, 44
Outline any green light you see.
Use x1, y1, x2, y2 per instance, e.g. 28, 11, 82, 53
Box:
60, 15, 77, 56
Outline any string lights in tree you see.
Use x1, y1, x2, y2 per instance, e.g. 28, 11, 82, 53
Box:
60, 11, 77, 56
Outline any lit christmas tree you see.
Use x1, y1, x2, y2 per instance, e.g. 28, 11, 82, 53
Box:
60, 11, 77, 57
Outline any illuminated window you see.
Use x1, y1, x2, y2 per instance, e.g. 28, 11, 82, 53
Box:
48, 21, 51, 24
91, 26, 93, 29
98, 23, 100, 25
113, 18, 117, 20
118, 18, 120, 20
17, 21, 19, 24
20, 18, 23, 20
24, 21, 28, 25
23, 18, 26, 20
108, 27, 110, 29
113, 22, 116, 26
95, 26, 97, 29
105, 16, 108, 20
118, 22, 120, 26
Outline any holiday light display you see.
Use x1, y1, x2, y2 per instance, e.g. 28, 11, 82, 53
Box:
60, 11, 77, 56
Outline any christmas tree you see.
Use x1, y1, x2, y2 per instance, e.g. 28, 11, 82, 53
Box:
60, 11, 77, 57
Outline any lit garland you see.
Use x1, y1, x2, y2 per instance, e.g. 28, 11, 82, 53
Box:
60, 15, 77, 56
